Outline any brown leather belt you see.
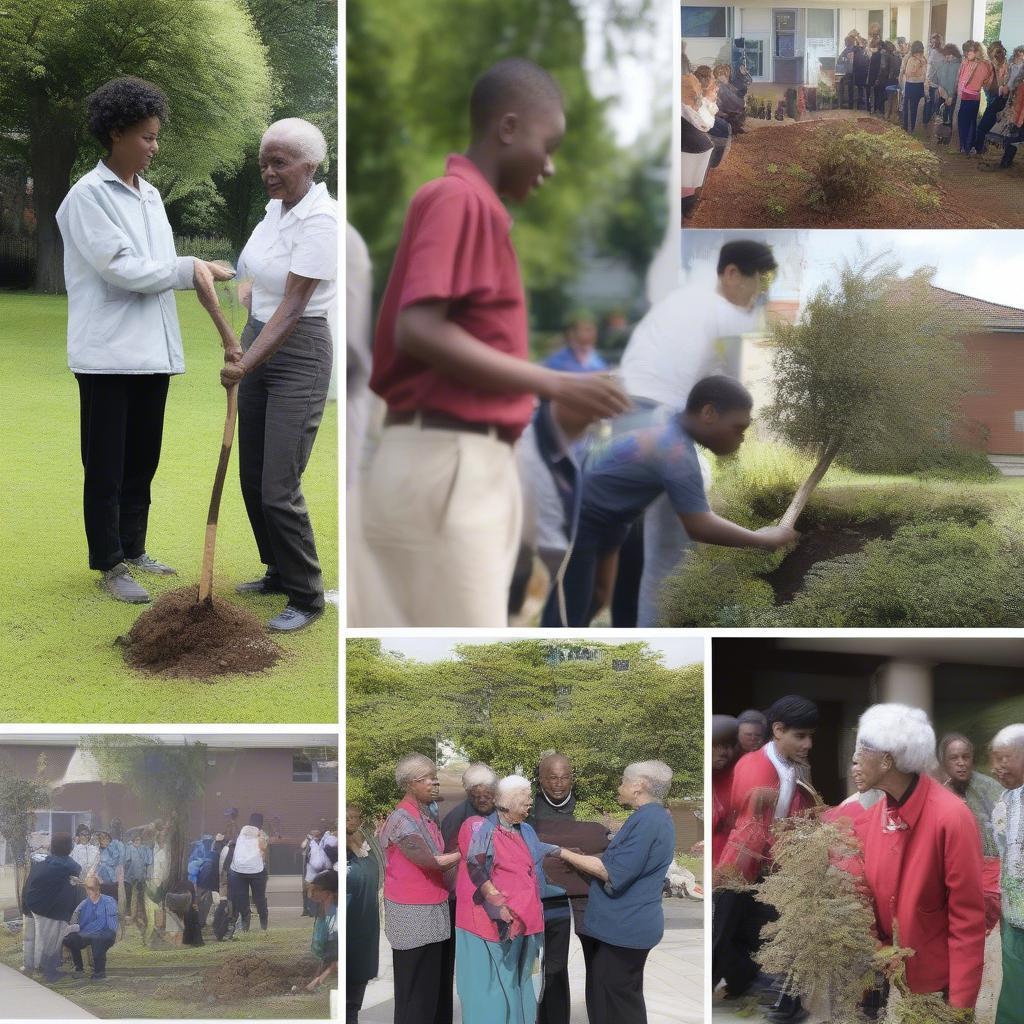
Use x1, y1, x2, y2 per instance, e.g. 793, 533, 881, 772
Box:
384, 409, 517, 446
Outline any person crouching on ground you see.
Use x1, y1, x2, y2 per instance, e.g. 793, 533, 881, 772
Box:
557, 761, 676, 1024
63, 878, 119, 981
544, 376, 797, 627
56, 76, 235, 604
304, 870, 338, 992
223, 118, 337, 633
853, 703, 986, 1013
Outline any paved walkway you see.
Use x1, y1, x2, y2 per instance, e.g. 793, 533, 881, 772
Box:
0, 962, 96, 1019
361, 899, 704, 1023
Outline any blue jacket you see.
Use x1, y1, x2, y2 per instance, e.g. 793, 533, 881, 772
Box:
582, 802, 676, 949
75, 894, 119, 937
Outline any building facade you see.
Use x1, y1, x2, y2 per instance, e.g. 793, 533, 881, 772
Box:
682, 2, 988, 88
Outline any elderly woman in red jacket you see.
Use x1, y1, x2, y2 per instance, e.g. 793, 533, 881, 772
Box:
852, 703, 986, 1012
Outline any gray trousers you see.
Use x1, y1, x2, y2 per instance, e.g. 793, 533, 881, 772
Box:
238, 316, 332, 611
638, 494, 695, 627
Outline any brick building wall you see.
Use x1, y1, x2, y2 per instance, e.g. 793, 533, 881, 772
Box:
961, 331, 1024, 457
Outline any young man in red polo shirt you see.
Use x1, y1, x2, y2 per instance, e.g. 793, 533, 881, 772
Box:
362, 58, 629, 627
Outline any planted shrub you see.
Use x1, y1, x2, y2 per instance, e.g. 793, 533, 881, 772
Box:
806, 123, 939, 212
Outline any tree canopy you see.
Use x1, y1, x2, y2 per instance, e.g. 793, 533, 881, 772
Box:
766, 254, 975, 527
0, 760, 51, 912
1, 0, 274, 290
346, 639, 702, 820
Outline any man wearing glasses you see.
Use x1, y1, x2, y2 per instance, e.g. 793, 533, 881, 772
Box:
616, 239, 777, 626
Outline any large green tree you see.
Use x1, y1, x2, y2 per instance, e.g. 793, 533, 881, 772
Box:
0, 0, 273, 291
346, 640, 702, 821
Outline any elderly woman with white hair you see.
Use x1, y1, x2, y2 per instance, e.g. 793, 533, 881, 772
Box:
990, 723, 1024, 1024
379, 753, 461, 1024
454, 773, 562, 1023
557, 760, 676, 1024
851, 703, 986, 1013
222, 116, 337, 632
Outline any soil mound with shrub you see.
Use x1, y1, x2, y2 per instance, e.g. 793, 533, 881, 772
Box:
764, 519, 895, 604
118, 587, 281, 678
203, 955, 319, 998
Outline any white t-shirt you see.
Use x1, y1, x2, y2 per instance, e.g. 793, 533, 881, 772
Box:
237, 181, 338, 322
619, 283, 762, 408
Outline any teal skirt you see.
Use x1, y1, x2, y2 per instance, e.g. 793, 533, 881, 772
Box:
455, 926, 544, 1024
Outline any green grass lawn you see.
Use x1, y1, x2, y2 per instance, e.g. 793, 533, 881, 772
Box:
0, 290, 338, 722
0, 922, 331, 1018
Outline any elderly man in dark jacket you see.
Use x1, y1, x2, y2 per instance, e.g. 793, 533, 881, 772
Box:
23, 833, 82, 981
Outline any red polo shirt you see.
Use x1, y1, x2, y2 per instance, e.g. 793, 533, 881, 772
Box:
370, 154, 535, 437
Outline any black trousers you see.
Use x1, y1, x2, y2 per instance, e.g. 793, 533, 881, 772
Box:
228, 869, 268, 930
64, 930, 115, 975
538, 913, 572, 1024
392, 940, 447, 1024
346, 979, 368, 1023
76, 373, 170, 571
238, 317, 332, 611
712, 889, 775, 995
583, 937, 651, 1024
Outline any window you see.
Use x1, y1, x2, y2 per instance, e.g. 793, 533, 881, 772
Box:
807, 9, 834, 38
292, 750, 339, 784
681, 5, 730, 38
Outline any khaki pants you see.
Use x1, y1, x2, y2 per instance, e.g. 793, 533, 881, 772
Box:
360, 425, 521, 626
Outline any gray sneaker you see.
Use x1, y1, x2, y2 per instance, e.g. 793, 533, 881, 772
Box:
267, 605, 322, 632
127, 552, 176, 575
100, 563, 151, 604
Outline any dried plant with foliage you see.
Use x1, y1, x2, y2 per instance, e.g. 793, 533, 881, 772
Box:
755, 814, 877, 1022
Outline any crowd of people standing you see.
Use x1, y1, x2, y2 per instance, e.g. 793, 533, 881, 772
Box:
346, 752, 678, 1024
711, 699, 1024, 1023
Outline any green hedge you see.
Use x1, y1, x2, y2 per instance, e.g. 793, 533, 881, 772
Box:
173, 235, 236, 263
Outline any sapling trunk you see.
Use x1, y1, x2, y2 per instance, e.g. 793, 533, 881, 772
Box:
779, 438, 840, 530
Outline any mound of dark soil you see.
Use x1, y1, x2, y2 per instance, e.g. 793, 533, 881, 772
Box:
763, 520, 895, 604
118, 586, 281, 678
203, 954, 320, 998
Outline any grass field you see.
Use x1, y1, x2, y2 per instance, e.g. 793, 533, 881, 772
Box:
0, 290, 338, 722
0, 922, 331, 1018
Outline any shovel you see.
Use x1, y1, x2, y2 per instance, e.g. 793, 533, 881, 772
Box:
195, 284, 242, 605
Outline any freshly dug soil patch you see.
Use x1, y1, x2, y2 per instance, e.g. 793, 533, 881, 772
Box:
118, 586, 281, 678
690, 117, 1021, 228
763, 520, 895, 604
202, 954, 320, 998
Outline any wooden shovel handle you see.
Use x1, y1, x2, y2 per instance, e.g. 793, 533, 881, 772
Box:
196, 286, 239, 354
198, 384, 239, 604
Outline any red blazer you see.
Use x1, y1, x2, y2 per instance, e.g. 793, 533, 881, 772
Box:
711, 763, 736, 867
854, 774, 985, 1009
719, 746, 816, 882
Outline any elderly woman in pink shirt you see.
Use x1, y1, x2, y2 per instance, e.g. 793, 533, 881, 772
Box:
454, 774, 563, 1024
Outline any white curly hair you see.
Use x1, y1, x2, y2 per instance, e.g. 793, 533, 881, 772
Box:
991, 724, 1024, 751
856, 703, 937, 775
260, 117, 328, 166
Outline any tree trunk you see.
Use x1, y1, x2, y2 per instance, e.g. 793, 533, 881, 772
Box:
167, 813, 188, 890
779, 439, 840, 529
28, 104, 80, 294
14, 860, 25, 917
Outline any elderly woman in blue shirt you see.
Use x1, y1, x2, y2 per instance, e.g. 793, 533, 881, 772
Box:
557, 760, 676, 1024
55, 76, 235, 604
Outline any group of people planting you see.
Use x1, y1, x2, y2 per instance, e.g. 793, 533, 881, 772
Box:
57, 76, 336, 632
347, 752, 677, 1024
19, 813, 339, 992
711, 700, 1024, 1023
835, 30, 1024, 163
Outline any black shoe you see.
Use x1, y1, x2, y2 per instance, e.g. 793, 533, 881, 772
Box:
267, 604, 323, 632
236, 573, 287, 595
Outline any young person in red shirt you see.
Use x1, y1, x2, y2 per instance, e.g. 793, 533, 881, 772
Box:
852, 703, 986, 1013
711, 715, 740, 868
363, 58, 629, 626
712, 696, 819, 1018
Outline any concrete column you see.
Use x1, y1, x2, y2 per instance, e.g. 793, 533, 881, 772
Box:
876, 658, 935, 717
1003, 3, 1024, 46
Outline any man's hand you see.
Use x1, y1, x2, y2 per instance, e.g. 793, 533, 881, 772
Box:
206, 260, 236, 282
224, 344, 244, 365
546, 371, 630, 421
221, 362, 246, 389
437, 851, 460, 870
754, 525, 799, 550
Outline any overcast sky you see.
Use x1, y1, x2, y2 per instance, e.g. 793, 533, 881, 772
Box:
363, 636, 704, 668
